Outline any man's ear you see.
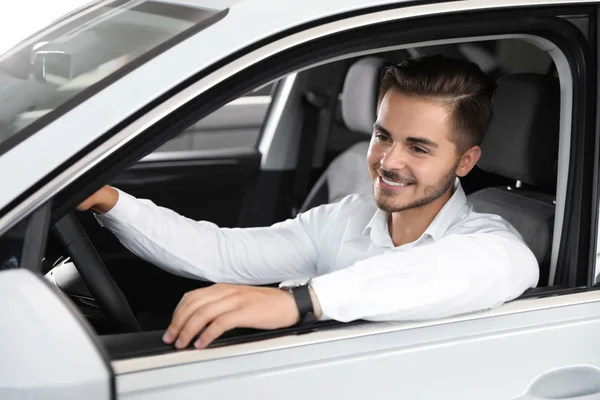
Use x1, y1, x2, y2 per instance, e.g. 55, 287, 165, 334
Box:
456, 145, 481, 177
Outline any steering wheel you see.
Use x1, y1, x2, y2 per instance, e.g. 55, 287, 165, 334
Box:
53, 212, 141, 333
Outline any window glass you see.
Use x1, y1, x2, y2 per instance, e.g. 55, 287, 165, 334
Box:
153, 82, 275, 153
0, 0, 226, 152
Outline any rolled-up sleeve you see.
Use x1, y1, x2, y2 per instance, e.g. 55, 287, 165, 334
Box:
310, 230, 539, 322
96, 189, 334, 285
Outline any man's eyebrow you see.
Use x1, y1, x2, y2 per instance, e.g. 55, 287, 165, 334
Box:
373, 123, 439, 148
406, 137, 438, 148
373, 123, 392, 136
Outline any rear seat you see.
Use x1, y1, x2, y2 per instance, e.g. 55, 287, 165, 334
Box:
300, 57, 386, 211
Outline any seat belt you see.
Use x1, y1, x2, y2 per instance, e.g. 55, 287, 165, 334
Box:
291, 91, 331, 217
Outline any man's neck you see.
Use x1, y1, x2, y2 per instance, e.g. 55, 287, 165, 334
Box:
388, 188, 453, 247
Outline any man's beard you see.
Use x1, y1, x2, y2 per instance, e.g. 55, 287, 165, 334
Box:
374, 163, 458, 213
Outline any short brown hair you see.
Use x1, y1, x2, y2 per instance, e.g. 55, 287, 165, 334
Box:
378, 55, 497, 154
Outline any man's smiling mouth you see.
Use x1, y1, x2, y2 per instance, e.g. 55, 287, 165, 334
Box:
377, 169, 416, 188
380, 176, 410, 187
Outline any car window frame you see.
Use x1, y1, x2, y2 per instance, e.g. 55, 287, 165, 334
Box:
19, 202, 52, 272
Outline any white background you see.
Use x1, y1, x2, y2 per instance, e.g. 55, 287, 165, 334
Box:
0, 0, 92, 54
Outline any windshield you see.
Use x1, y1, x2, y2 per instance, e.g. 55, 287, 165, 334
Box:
0, 0, 227, 154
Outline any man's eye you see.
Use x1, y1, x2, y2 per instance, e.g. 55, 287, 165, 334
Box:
411, 146, 428, 154
374, 133, 390, 142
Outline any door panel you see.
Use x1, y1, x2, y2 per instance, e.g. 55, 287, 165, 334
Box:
116, 293, 600, 400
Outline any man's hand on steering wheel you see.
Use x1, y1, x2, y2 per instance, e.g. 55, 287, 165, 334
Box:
76, 185, 119, 214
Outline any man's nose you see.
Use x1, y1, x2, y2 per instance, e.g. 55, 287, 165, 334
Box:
380, 144, 407, 170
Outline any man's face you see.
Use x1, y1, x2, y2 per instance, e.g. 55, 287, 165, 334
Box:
367, 90, 475, 213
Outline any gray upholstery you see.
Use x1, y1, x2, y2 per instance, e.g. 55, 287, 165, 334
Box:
340, 57, 387, 134
477, 73, 560, 191
468, 188, 555, 265
301, 142, 372, 210
300, 57, 385, 211
326, 142, 373, 202
468, 73, 560, 285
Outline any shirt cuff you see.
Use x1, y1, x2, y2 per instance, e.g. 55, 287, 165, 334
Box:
310, 268, 357, 322
94, 189, 141, 229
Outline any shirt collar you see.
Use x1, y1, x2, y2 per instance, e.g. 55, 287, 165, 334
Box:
363, 207, 392, 247
362, 177, 468, 246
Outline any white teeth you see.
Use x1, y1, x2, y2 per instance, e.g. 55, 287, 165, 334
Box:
381, 177, 407, 187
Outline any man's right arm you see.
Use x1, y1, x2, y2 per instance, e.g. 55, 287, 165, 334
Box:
78, 186, 321, 285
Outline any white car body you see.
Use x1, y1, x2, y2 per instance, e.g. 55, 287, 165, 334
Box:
1, 0, 599, 399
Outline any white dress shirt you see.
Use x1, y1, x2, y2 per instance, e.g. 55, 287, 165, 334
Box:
96, 178, 539, 322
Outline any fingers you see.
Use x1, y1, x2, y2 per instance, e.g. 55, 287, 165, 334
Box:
164, 284, 235, 345
196, 310, 247, 349
163, 285, 300, 351
174, 295, 243, 349
75, 186, 118, 213
75, 196, 97, 212
172, 283, 232, 318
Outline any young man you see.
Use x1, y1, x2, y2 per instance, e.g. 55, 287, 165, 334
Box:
78, 55, 539, 350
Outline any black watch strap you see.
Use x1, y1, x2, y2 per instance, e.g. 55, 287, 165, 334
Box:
287, 284, 317, 325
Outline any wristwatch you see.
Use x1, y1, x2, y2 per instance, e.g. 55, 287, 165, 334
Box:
279, 282, 318, 325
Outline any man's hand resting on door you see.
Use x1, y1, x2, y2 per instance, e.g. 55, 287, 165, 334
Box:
163, 283, 323, 349
76, 185, 119, 214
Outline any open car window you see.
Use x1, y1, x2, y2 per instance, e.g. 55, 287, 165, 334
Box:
0, 0, 228, 154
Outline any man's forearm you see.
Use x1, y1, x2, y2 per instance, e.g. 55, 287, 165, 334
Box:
310, 233, 539, 323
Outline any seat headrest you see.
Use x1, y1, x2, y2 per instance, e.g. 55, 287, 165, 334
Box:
478, 73, 560, 191
341, 57, 387, 134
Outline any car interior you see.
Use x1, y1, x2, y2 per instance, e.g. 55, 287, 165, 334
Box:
2, 36, 565, 351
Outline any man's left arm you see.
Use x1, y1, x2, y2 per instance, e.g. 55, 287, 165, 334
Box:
164, 231, 538, 349
310, 231, 539, 322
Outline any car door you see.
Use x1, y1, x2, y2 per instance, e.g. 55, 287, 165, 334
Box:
112, 294, 600, 399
